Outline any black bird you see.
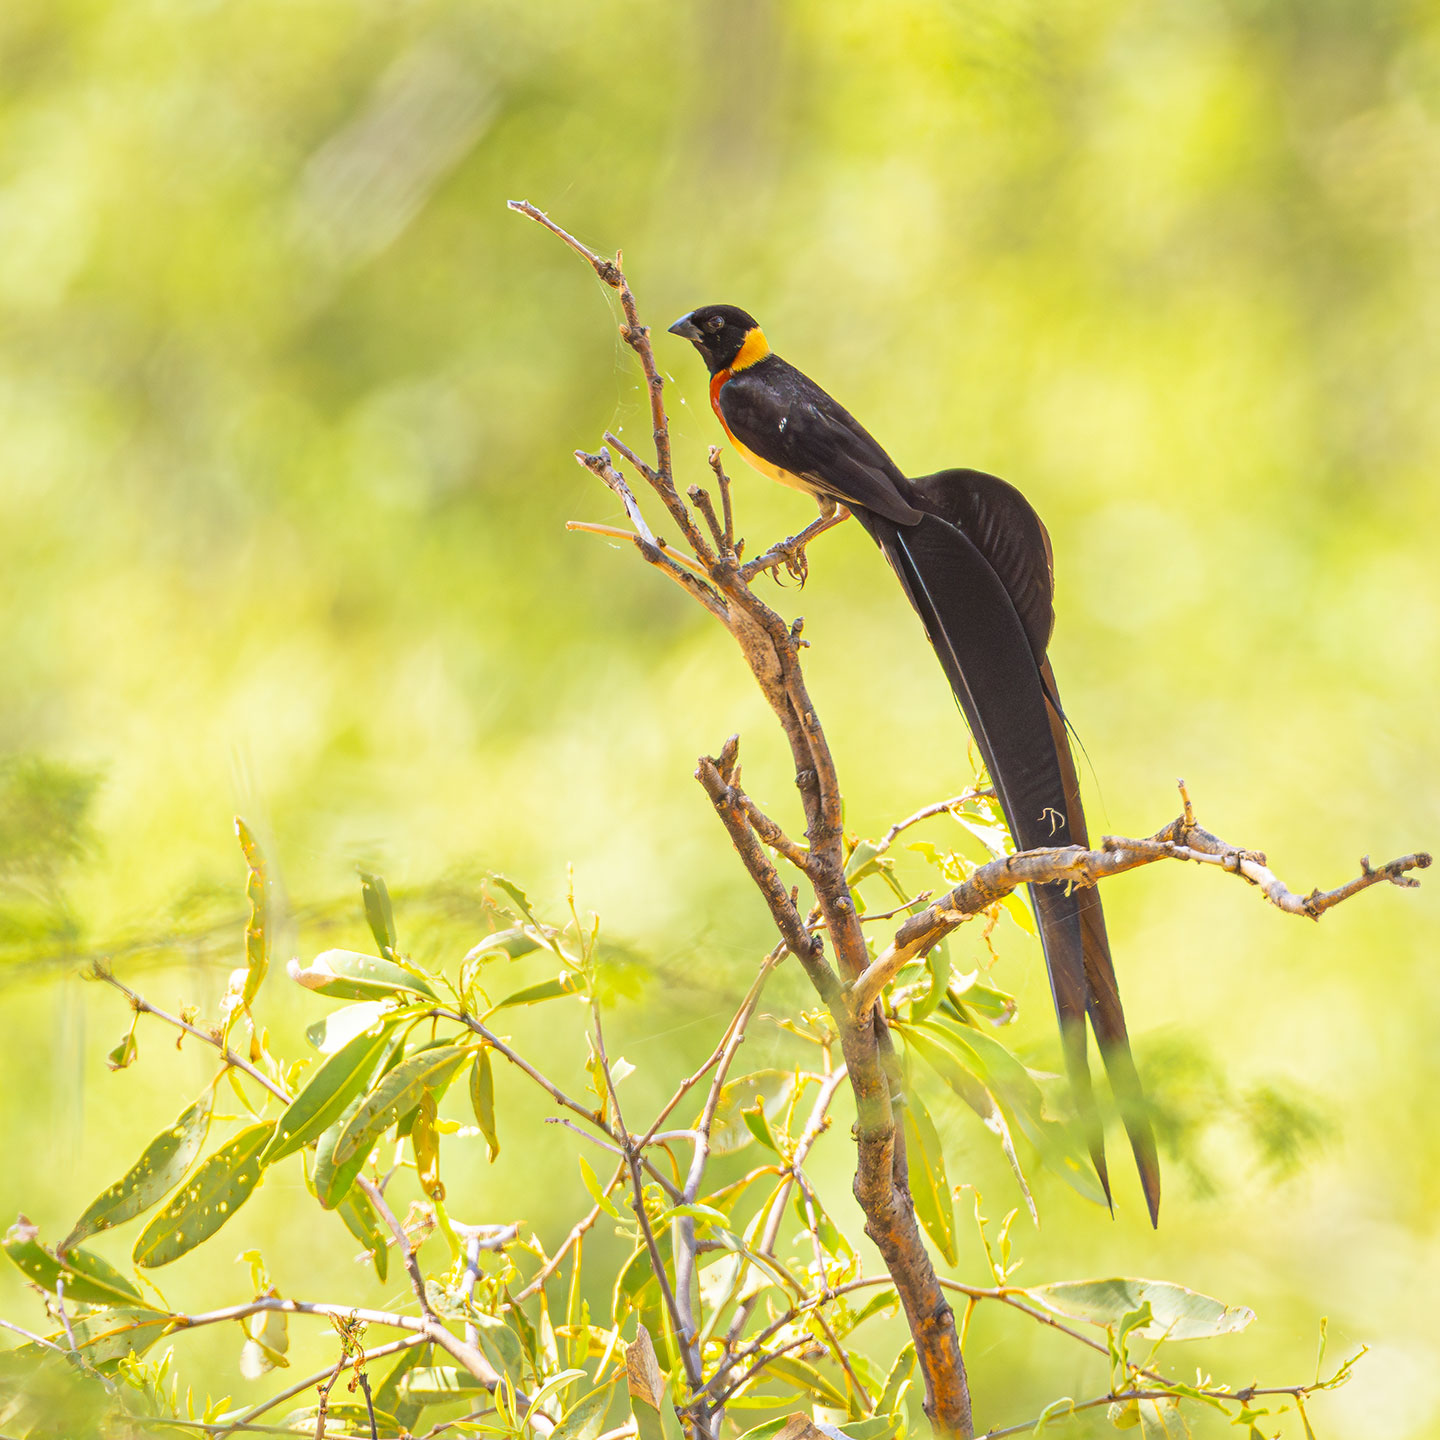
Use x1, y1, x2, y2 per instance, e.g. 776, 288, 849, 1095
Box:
669, 303, 1160, 1226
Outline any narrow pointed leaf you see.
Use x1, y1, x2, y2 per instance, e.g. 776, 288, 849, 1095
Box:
359, 871, 399, 958
469, 1048, 500, 1161
287, 949, 438, 1002
899, 1092, 956, 1265
63, 1090, 213, 1250
235, 818, 269, 1007
264, 1016, 400, 1164
133, 1122, 275, 1268
494, 971, 585, 1009
765, 1354, 850, 1410
331, 1045, 471, 1169
70, 1306, 174, 1368
336, 1186, 388, 1282
466, 926, 542, 962
1025, 1279, 1256, 1340
315, 1095, 370, 1209
3, 1223, 143, 1304
553, 1384, 611, 1440
402, 1365, 487, 1402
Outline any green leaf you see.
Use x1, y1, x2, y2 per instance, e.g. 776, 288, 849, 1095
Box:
1137, 1399, 1189, 1439
1025, 1279, 1256, 1341
741, 1101, 780, 1153
472, 1311, 525, 1381
359, 870, 399, 958
901, 1091, 956, 1265
948, 971, 1018, 1026
911, 940, 951, 1023
133, 1122, 275, 1268
904, 1015, 1104, 1208
106, 1030, 138, 1071
765, 1354, 850, 1410
850, 1287, 900, 1330
281, 1402, 400, 1434
287, 948, 438, 1002
491, 874, 538, 924
494, 971, 585, 1009
579, 1155, 623, 1219
3, 1222, 144, 1304
845, 838, 884, 883
263, 1015, 401, 1164
235, 817, 269, 1008
374, 1342, 428, 1425
470, 1048, 500, 1162
552, 1384, 612, 1440
304, 1000, 398, 1053
69, 1306, 175, 1368
878, 1343, 915, 1416
1033, 1395, 1075, 1431
838, 1417, 904, 1440
331, 1045, 471, 1169
336, 1186, 388, 1282
523, 1369, 590, 1428
708, 1070, 796, 1156
467, 926, 542, 961
314, 1095, 370, 1209
63, 1090, 213, 1251
403, 1365, 488, 1402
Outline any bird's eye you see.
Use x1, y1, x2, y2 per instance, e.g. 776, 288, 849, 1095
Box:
706, 315, 724, 332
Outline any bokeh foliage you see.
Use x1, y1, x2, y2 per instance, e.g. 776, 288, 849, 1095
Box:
1, 0, 1437, 1435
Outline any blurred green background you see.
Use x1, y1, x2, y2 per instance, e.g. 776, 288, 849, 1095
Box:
2, 0, 1437, 1433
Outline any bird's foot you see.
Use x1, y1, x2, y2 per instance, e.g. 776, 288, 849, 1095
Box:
741, 508, 851, 586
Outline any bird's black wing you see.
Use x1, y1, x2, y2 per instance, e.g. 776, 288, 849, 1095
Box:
906, 468, 1055, 664
717, 360, 923, 526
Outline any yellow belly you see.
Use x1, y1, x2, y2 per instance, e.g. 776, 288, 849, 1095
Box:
728, 434, 818, 500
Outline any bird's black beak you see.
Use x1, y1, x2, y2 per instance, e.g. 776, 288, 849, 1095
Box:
668, 313, 704, 342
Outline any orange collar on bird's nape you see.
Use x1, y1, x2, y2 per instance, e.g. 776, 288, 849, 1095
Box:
709, 326, 771, 411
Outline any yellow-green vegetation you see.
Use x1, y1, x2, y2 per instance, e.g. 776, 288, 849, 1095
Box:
0, 1, 1436, 1436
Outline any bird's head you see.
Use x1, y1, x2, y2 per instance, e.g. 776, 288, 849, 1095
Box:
667, 304, 769, 376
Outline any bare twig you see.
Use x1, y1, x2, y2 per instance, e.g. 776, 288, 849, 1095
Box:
849, 802, 1432, 1018
708, 447, 735, 553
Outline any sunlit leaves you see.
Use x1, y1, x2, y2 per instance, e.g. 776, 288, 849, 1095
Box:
331, 1044, 471, 1169
1026, 1278, 1256, 1340
765, 1353, 850, 1411
286, 949, 439, 1003
63, 1089, 214, 1251
262, 1016, 400, 1165
133, 1122, 275, 1268
3, 1219, 144, 1304
898, 1013, 1105, 1209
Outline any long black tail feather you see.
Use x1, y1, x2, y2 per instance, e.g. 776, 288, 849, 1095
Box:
856, 507, 1160, 1225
